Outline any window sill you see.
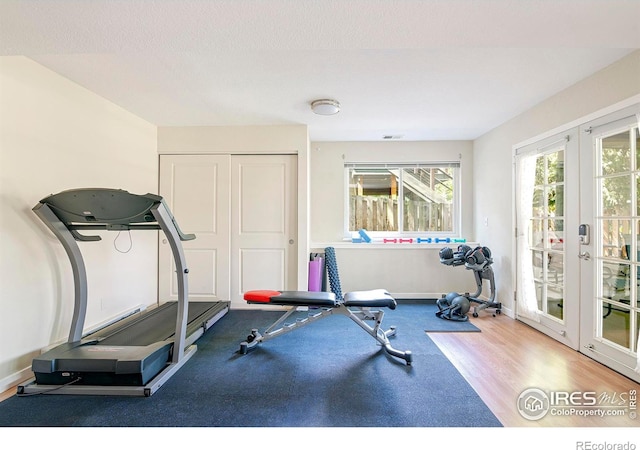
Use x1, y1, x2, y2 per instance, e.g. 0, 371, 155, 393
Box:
311, 241, 477, 250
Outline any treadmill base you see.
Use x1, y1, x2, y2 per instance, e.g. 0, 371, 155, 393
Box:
18, 301, 230, 397
18, 345, 198, 397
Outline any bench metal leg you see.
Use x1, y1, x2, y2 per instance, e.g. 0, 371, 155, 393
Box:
239, 305, 412, 365
346, 307, 412, 365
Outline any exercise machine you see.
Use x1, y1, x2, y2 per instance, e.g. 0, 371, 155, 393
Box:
239, 247, 413, 365
437, 244, 501, 320
17, 188, 229, 397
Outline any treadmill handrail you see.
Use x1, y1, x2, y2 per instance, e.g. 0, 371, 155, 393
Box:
34, 188, 195, 353
33, 202, 88, 342
151, 201, 190, 363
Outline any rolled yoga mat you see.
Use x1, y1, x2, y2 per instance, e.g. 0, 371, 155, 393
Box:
307, 257, 323, 291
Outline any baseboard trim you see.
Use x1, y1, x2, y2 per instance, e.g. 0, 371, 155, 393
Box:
0, 367, 32, 398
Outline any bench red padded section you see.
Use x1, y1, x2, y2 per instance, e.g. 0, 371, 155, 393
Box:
244, 290, 281, 303
244, 290, 338, 306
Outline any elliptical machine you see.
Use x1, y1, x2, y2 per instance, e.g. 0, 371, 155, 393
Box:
436, 244, 502, 321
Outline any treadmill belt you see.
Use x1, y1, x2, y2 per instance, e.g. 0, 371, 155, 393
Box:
95, 302, 218, 346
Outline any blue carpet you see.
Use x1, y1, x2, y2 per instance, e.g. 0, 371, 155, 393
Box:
0, 303, 501, 427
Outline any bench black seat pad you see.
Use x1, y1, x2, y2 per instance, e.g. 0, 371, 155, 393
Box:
244, 290, 338, 307
343, 289, 397, 310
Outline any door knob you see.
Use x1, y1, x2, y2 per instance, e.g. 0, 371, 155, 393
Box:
578, 251, 590, 260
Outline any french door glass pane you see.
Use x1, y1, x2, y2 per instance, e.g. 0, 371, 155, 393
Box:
636, 175, 640, 216
601, 175, 632, 216
602, 301, 630, 348
601, 219, 631, 258
601, 131, 630, 175
528, 149, 566, 320
535, 281, 543, 310
532, 250, 544, 279
596, 125, 639, 354
529, 219, 543, 248
636, 128, 640, 174
547, 150, 565, 183
532, 187, 544, 216
552, 185, 565, 216
548, 218, 564, 250
637, 312, 640, 345
548, 283, 564, 320
606, 262, 631, 304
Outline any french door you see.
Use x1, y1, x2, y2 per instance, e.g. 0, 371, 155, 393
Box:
579, 105, 640, 382
516, 103, 640, 383
515, 128, 581, 350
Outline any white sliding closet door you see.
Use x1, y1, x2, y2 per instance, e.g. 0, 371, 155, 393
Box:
159, 154, 298, 309
230, 154, 298, 309
159, 154, 231, 302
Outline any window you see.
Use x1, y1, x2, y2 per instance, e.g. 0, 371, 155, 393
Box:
345, 163, 460, 237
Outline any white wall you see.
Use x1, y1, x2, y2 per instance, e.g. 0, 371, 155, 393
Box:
473, 50, 640, 315
158, 125, 308, 154
0, 57, 158, 391
309, 141, 477, 298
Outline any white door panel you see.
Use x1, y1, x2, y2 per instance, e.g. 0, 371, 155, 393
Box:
159, 154, 231, 302
231, 155, 297, 308
239, 164, 287, 234
184, 249, 218, 296
240, 248, 285, 292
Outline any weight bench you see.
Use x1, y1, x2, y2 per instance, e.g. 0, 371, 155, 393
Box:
239, 247, 413, 365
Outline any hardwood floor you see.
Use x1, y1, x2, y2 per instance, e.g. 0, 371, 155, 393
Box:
1, 313, 638, 429
429, 312, 639, 427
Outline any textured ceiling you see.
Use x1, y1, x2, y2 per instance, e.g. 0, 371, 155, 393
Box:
1, 0, 638, 141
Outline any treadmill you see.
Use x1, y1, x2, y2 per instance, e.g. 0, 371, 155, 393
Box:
17, 188, 229, 397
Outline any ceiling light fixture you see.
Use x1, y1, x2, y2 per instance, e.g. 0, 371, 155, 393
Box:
311, 99, 340, 115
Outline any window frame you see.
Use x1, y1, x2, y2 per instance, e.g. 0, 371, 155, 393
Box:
343, 162, 462, 240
